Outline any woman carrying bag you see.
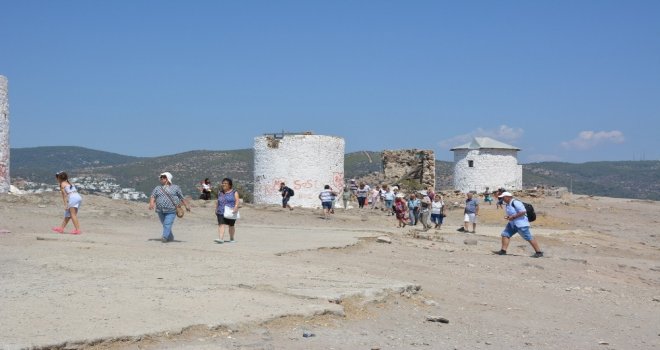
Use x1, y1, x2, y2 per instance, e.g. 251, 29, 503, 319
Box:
214, 178, 240, 244
149, 172, 190, 243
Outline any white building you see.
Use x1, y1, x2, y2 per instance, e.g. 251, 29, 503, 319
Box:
0, 75, 9, 193
253, 133, 345, 208
451, 137, 522, 193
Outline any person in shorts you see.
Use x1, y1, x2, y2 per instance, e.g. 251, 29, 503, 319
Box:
279, 182, 294, 210
214, 178, 240, 244
462, 192, 479, 233
318, 185, 336, 220
494, 192, 543, 258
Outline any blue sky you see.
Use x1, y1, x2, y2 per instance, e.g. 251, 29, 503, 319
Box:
2, 1, 659, 163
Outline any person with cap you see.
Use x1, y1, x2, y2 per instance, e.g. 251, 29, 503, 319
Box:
495, 191, 544, 258
148, 172, 190, 243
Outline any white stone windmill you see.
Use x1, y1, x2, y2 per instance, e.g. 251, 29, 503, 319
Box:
451, 137, 522, 193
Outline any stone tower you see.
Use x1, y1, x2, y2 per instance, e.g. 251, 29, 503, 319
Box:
451, 137, 522, 193
253, 132, 345, 208
0, 75, 9, 193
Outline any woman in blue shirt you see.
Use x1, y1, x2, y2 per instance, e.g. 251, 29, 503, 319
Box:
215, 178, 240, 244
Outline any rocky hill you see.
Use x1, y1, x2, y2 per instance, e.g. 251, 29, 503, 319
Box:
9, 147, 660, 200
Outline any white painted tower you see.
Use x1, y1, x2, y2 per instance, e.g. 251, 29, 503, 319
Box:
451, 137, 522, 193
254, 133, 345, 208
0, 76, 9, 193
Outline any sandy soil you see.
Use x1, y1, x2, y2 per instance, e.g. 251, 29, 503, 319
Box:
0, 192, 658, 350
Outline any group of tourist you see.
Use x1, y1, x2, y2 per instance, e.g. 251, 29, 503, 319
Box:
51, 171, 241, 245
148, 173, 240, 244
50, 171, 542, 258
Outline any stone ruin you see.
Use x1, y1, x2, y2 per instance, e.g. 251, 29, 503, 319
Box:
382, 149, 435, 190
0, 75, 9, 193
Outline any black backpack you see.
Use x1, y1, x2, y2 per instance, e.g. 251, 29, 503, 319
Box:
288, 187, 295, 196
515, 200, 536, 222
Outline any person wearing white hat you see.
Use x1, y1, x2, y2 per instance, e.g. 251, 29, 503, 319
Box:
495, 192, 543, 258
149, 172, 190, 242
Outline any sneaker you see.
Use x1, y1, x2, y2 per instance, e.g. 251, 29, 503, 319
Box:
70, 229, 82, 235
494, 249, 507, 255
457, 227, 465, 232
532, 251, 544, 258
51, 227, 64, 233
214, 239, 224, 244
161, 237, 168, 243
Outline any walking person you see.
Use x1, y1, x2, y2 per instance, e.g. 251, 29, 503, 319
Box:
349, 179, 359, 200
430, 194, 446, 229
279, 182, 294, 210
494, 192, 544, 258
356, 182, 370, 208
461, 192, 479, 233
341, 187, 351, 210
149, 172, 190, 243
383, 185, 395, 215
370, 185, 381, 210
496, 188, 505, 209
419, 194, 432, 230
51, 171, 83, 234
393, 194, 409, 228
319, 185, 336, 220
215, 178, 240, 244
407, 193, 420, 225
427, 186, 436, 201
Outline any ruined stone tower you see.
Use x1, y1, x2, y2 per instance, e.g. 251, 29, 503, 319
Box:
381, 149, 436, 190
0, 76, 9, 193
253, 132, 345, 208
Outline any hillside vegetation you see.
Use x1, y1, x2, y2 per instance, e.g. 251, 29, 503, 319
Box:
9, 146, 660, 200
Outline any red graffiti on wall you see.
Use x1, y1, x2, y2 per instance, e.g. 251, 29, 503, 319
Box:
333, 172, 344, 191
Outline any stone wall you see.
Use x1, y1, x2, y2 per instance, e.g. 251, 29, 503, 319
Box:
453, 149, 522, 193
382, 149, 435, 190
253, 134, 345, 208
0, 76, 9, 193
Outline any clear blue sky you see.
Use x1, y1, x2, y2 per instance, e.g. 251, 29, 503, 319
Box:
2, 1, 659, 163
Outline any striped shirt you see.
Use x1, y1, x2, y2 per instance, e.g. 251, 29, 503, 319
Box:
151, 185, 184, 213
319, 189, 334, 202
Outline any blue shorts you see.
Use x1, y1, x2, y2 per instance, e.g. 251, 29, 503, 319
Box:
431, 213, 444, 224
501, 222, 533, 241
385, 200, 393, 209
322, 201, 332, 210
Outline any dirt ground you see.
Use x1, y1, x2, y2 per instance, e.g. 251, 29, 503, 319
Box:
0, 192, 658, 350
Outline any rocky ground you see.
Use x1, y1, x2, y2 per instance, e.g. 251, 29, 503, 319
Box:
0, 192, 658, 350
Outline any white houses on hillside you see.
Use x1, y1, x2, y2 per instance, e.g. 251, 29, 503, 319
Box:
451, 137, 522, 193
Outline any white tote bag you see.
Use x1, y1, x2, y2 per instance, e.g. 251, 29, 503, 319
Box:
223, 206, 240, 220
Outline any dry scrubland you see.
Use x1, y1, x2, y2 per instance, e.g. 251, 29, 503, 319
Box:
0, 192, 659, 350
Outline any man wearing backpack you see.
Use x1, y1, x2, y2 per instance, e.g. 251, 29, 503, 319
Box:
279, 182, 294, 211
495, 192, 544, 258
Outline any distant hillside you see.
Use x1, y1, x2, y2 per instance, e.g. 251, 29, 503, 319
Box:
88, 149, 254, 196
10, 146, 140, 183
9, 147, 660, 200
523, 161, 660, 200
